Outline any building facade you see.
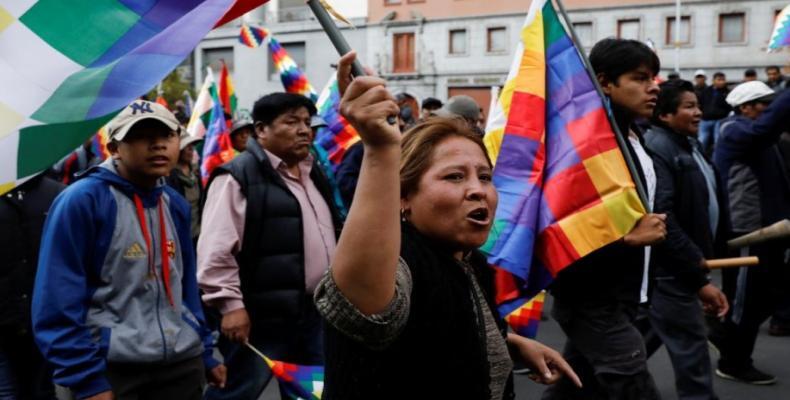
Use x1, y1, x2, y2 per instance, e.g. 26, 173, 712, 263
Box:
192, 0, 368, 114
192, 0, 790, 118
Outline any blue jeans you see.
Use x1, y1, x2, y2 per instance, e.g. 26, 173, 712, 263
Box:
204, 302, 324, 400
698, 119, 721, 154
645, 278, 717, 400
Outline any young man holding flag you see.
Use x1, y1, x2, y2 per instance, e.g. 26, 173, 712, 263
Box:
543, 38, 666, 399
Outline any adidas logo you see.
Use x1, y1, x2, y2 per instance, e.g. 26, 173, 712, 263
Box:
123, 243, 147, 259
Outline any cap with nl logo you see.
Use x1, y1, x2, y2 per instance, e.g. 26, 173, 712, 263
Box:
107, 100, 181, 142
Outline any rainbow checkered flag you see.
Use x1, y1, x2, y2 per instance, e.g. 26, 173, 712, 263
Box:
239, 25, 318, 102
239, 23, 267, 48
246, 344, 323, 400
482, 0, 645, 337
313, 76, 360, 172
0, 0, 266, 196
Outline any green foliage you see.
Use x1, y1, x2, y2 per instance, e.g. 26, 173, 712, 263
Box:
146, 68, 195, 108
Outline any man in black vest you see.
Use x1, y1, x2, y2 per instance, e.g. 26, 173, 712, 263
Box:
199, 93, 342, 400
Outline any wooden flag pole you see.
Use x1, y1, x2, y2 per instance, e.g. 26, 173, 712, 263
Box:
704, 256, 760, 270
554, 0, 651, 212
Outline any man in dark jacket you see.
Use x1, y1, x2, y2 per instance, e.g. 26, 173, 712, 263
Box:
543, 38, 667, 400
643, 80, 729, 400
710, 82, 790, 385
0, 175, 63, 399
199, 93, 343, 400
698, 72, 731, 155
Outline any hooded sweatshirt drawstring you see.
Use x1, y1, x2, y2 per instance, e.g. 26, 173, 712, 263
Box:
133, 194, 175, 307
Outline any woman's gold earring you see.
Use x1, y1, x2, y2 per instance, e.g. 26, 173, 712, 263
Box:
400, 208, 407, 222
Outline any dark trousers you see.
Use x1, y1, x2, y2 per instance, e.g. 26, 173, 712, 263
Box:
105, 356, 205, 400
641, 278, 717, 400
204, 301, 324, 400
711, 242, 790, 370
542, 297, 661, 400
0, 330, 55, 400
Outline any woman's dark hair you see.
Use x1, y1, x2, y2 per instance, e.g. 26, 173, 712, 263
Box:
589, 38, 660, 84
652, 79, 696, 125
252, 92, 316, 125
400, 118, 491, 198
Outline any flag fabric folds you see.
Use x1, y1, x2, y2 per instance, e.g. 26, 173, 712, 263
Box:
187, 68, 218, 139
239, 24, 267, 48
482, 0, 645, 337
268, 33, 318, 102
313, 76, 360, 172
263, 355, 324, 400
245, 343, 323, 400
0, 0, 266, 196
769, 5, 790, 52
200, 96, 235, 185
219, 60, 238, 118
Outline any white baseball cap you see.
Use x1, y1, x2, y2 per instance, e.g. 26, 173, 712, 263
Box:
179, 131, 202, 151
694, 69, 706, 78
726, 81, 776, 107
107, 100, 181, 141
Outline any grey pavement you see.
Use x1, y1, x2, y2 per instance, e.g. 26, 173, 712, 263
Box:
258, 294, 790, 400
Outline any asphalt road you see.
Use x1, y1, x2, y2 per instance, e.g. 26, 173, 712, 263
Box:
257, 294, 790, 400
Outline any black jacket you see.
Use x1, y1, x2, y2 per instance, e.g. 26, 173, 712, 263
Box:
0, 176, 64, 334
645, 125, 731, 291
335, 141, 364, 207
322, 223, 514, 400
208, 138, 342, 322
699, 86, 731, 121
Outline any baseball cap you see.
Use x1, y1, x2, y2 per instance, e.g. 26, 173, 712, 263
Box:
726, 81, 775, 107
436, 95, 480, 120
107, 100, 180, 142
179, 131, 202, 151
694, 69, 706, 78
310, 115, 328, 129
231, 111, 254, 134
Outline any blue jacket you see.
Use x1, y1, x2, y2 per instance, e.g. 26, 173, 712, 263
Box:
32, 160, 217, 399
714, 89, 790, 231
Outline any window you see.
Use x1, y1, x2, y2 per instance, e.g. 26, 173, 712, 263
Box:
719, 13, 745, 43
449, 29, 467, 55
385, 0, 401, 5
393, 33, 415, 73
203, 47, 234, 75
617, 19, 640, 40
573, 22, 593, 47
666, 16, 691, 45
268, 42, 306, 78
487, 27, 507, 53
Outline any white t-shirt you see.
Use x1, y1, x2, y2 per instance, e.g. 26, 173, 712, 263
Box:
628, 134, 656, 304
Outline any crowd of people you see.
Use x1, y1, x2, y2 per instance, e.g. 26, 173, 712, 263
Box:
1, 35, 789, 400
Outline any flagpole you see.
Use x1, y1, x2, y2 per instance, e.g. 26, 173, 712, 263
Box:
306, 0, 364, 77
306, 0, 397, 125
554, 0, 651, 211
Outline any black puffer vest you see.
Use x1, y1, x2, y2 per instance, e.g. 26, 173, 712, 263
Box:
208, 138, 341, 323
322, 223, 514, 400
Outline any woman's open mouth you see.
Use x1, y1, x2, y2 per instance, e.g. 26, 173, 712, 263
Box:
466, 207, 491, 226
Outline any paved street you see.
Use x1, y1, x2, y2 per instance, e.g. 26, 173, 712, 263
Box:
258, 293, 790, 400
